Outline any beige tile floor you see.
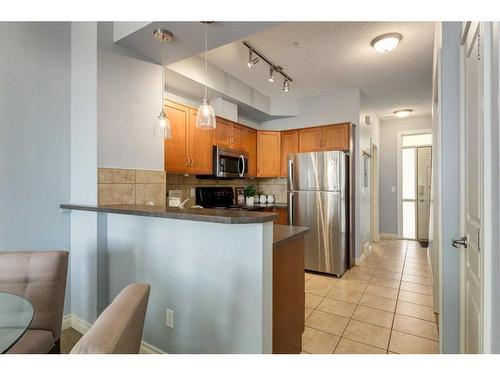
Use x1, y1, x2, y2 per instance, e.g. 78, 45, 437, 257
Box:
302, 238, 439, 354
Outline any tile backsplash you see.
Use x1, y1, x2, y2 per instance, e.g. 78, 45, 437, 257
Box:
166, 175, 288, 207
98, 168, 166, 206
97, 168, 287, 206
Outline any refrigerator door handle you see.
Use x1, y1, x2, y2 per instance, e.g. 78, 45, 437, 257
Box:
288, 159, 294, 190
288, 192, 294, 225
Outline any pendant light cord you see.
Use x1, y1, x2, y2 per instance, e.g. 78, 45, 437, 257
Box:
204, 22, 208, 103
161, 40, 165, 109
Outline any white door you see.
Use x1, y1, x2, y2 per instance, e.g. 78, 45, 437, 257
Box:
459, 21, 483, 354
417, 147, 432, 240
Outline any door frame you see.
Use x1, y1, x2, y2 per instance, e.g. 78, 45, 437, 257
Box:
370, 142, 379, 242
459, 21, 494, 353
397, 128, 433, 239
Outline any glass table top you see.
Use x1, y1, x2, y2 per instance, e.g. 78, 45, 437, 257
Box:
0, 292, 34, 354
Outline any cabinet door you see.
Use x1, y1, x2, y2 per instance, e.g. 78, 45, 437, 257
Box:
231, 123, 246, 151
281, 130, 299, 177
244, 127, 257, 177
213, 118, 232, 148
273, 207, 288, 225
298, 127, 323, 152
164, 101, 189, 173
257, 131, 281, 177
187, 109, 214, 175
323, 123, 350, 151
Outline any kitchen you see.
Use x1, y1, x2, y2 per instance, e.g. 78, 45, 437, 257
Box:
64, 21, 359, 354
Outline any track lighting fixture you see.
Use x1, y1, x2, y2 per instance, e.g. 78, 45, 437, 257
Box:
247, 49, 259, 68
268, 67, 275, 82
283, 78, 290, 92
243, 41, 293, 92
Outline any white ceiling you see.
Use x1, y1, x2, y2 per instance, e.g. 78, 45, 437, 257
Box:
204, 22, 435, 118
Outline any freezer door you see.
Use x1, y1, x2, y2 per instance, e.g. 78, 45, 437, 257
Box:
289, 190, 347, 276
288, 151, 343, 192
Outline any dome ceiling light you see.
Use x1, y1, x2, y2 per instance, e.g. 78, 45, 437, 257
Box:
394, 109, 413, 118
371, 32, 403, 53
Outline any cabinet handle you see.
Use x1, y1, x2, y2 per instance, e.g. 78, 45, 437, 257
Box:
190, 157, 194, 166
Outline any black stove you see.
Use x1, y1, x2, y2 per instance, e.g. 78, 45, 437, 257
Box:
195, 187, 265, 211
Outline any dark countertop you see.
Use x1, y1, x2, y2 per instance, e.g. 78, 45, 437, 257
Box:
273, 225, 309, 246
60, 204, 278, 224
255, 203, 288, 209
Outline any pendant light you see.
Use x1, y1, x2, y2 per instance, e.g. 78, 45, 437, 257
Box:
153, 29, 172, 139
196, 22, 216, 129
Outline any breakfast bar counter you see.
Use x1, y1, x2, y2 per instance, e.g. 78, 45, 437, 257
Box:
61, 203, 278, 224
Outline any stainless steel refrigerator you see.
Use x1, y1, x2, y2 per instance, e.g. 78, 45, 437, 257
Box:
287, 151, 352, 276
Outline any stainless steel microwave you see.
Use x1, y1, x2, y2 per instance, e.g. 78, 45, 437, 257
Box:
213, 146, 248, 178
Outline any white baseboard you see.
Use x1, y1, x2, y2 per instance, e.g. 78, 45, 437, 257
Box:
62, 314, 165, 354
62, 314, 72, 330
355, 242, 372, 265
380, 233, 398, 239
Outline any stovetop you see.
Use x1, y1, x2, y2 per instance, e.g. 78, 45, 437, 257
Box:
195, 187, 265, 211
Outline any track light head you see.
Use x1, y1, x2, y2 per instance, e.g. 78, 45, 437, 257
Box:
283, 78, 290, 92
247, 49, 259, 68
268, 66, 275, 82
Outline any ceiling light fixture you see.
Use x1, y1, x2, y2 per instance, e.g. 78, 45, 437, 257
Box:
243, 41, 293, 93
371, 33, 403, 53
268, 67, 275, 82
153, 29, 173, 139
394, 109, 413, 118
196, 22, 216, 130
283, 78, 290, 92
247, 49, 260, 68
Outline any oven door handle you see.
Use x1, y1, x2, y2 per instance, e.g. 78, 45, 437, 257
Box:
238, 155, 245, 178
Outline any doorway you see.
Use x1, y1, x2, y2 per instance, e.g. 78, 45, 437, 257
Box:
398, 130, 433, 240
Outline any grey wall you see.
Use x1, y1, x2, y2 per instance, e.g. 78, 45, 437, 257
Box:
0, 22, 71, 312
491, 22, 500, 354
438, 21, 461, 353
97, 22, 164, 171
379, 115, 432, 235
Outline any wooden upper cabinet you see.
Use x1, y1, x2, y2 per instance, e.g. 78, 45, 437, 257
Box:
244, 127, 257, 177
165, 101, 189, 173
187, 108, 214, 175
298, 123, 350, 152
231, 123, 246, 151
281, 130, 299, 177
257, 131, 281, 177
214, 118, 232, 149
298, 127, 323, 152
323, 123, 350, 151
214, 118, 246, 151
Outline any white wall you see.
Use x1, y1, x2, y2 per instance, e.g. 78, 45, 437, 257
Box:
358, 94, 380, 256
97, 22, 164, 171
260, 89, 360, 130
0, 22, 72, 313
107, 215, 273, 353
378, 116, 432, 235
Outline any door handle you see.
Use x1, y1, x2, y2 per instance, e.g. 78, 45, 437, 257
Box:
452, 236, 468, 248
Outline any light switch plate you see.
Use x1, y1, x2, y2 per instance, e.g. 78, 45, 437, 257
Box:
166, 309, 174, 328
191, 188, 196, 197
391, 186, 396, 192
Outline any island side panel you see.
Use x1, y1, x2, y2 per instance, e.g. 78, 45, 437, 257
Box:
273, 235, 305, 353
105, 214, 273, 354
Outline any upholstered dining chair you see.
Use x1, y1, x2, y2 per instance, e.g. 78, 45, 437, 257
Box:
0, 251, 69, 354
70, 283, 151, 354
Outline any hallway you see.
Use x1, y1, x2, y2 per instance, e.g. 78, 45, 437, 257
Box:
302, 238, 438, 354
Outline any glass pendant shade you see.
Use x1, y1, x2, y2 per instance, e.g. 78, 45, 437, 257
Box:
154, 110, 172, 138
195, 101, 216, 129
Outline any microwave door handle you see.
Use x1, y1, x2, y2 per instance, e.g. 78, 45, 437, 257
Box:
239, 155, 245, 177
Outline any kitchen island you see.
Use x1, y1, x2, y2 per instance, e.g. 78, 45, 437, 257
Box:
63, 204, 307, 354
